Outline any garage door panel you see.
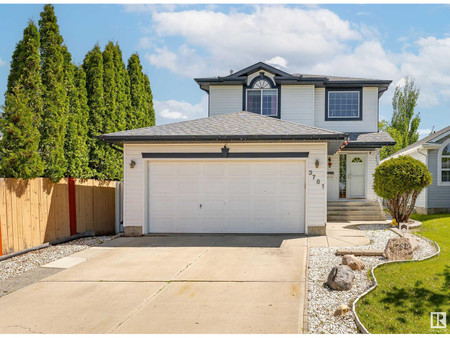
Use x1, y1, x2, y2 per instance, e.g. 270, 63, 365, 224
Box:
148, 161, 305, 233
253, 199, 277, 215
228, 179, 252, 195
281, 162, 303, 175
151, 198, 174, 215
229, 163, 252, 176
177, 180, 200, 194
227, 199, 253, 215
254, 179, 277, 194
203, 179, 228, 194
177, 163, 201, 175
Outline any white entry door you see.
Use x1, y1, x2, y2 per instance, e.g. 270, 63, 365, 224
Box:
348, 155, 365, 198
148, 160, 305, 233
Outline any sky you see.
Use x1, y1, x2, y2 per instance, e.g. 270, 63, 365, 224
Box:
0, 4, 449, 137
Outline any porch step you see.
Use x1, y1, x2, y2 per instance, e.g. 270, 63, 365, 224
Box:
327, 200, 386, 222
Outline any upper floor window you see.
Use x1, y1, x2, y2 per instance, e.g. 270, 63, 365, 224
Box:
246, 78, 278, 117
326, 89, 362, 120
439, 141, 450, 185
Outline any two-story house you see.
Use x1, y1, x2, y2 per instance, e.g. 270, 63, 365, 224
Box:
100, 62, 395, 236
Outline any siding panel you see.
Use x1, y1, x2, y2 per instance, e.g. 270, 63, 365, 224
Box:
281, 85, 314, 125
427, 148, 450, 209
209, 85, 243, 116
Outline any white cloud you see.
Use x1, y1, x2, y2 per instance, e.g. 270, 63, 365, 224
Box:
134, 5, 450, 112
418, 128, 433, 136
146, 6, 361, 77
264, 56, 287, 69
0, 58, 6, 67
154, 95, 208, 125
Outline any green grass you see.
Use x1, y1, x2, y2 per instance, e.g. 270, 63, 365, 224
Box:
356, 213, 450, 334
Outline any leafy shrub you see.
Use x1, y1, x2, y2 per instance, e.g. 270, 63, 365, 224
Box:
374, 155, 432, 222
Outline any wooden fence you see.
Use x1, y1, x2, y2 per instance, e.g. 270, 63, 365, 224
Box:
0, 178, 117, 255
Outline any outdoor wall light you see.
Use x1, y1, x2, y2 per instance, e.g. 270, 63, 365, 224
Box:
129, 160, 136, 168
315, 159, 320, 168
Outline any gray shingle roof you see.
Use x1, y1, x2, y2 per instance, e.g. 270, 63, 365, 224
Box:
98, 111, 346, 143
388, 125, 450, 157
347, 131, 395, 148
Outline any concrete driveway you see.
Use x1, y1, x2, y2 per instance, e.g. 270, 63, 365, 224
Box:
0, 234, 308, 334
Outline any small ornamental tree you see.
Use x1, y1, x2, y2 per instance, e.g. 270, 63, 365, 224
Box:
373, 155, 432, 223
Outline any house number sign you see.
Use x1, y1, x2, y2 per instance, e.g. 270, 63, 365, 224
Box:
308, 170, 324, 188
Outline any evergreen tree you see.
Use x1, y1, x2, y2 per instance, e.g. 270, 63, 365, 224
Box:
74, 66, 91, 178
63, 46, 90, 178
143, 73, 155, 127
83, 44, 106, 179
127, 53, 154, 129
102, 42, 121, 180
127, 53, 143, 130
0, 20, 44, 178
39, 4, 68, 182
112, 43, 129, 132
0, 87, 44, 178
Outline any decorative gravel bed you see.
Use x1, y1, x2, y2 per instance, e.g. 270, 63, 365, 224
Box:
307, 225, 437, 334
0, 236, 113, 282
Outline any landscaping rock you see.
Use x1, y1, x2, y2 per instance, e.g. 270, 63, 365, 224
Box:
384, 237, 414, 260
342, 255, 365, 270
334, 303, 350, 316
326, 265, 355, 291
409, 237, 419, 251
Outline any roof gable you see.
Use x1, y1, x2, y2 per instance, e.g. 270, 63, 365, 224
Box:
225, 62, 291, 78
387, 125, 450, 158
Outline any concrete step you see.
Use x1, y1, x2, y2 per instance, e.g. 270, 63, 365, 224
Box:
327, 206, 383, 211
328, 215, 386, 221
327, 200, 385, 221
327, 201, 381, 207
327, 211, 385, 216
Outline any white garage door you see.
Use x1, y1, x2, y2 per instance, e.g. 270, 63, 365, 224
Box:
148, 160, 305, 233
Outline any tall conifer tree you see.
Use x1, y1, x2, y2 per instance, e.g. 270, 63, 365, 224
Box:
0, 21, 44, 178
102, 42, 121, 180
63, 46, 90, 178
39, 4, 68, 182
83, 44, 106, 179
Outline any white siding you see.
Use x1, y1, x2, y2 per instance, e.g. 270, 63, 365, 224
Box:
280, 85, 314, 126
314, 87, 379, 133
366, 150, 379, 201
409, 149, 428, 208
123, 142, 328, 234
209, 85, 242, 116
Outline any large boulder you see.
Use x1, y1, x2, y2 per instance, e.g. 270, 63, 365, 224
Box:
384, 237, 414, 260
326, 265, 355, 291
342, 255, 365, 271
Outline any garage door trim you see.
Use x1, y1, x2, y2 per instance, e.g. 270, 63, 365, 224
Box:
142, 151, 309, 159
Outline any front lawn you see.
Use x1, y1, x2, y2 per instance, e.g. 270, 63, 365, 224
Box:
356, 214, 450, 334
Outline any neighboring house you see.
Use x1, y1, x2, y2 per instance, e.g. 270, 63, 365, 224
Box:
383, 126, 450, 214
99, 62, 395, 236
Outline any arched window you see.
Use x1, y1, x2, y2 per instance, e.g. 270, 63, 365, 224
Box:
246, 77, 278, 116
439, 140, 450, 185
351, 157, 363, 163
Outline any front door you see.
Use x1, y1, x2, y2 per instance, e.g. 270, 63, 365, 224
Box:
348, 154, 365, 198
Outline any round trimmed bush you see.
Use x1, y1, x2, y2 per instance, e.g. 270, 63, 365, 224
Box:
373, 155, 432, 223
